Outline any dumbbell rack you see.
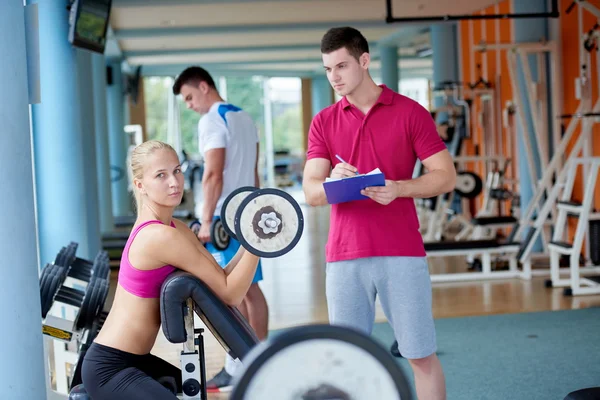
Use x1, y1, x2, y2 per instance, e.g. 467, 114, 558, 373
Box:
40, 243, 110, 399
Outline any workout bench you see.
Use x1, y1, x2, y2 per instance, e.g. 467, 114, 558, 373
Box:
425, 239, 522, 282
160, 271, 259, 399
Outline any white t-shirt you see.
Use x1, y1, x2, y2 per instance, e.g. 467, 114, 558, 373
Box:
198, 102, 259, 216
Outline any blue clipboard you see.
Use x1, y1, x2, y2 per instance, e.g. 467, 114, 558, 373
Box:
323, 168, 386, 204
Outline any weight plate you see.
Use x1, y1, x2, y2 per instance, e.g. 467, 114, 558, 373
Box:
230, 325, 414, 400
189, 220, 201, 237
40, 265, 59, 318
455, 171, 483, 199
221, 186, 259, 240
65, 244, 77, 267
234, 188, 303, 258
54, 247, 67, 266
97, 279, 109, 317
43, 270, 65, 319
84, 279, 105, 331
76, 279, 97, 331
211, 218, 230, 251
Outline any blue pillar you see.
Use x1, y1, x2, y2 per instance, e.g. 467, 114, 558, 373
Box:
380, 45, 399, 92
31, 0, 92, 263
77, 50, 101, 255
431, 23, 460, 137
92, 54, 114, 233
106, 62, 132, 217
311, 76, 333, 116
431, 23, 459, 103
0, 2, 46, 397
514, 0, 548, 251
431, 23, 460, 213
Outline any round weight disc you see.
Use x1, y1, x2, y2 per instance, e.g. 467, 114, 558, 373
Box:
221, 186, 259, 240
189, 220, 201, 236
230, 325, 413, 400
211, 218, 230, 251
455, 171, 483, 199
234, 189, 303, 258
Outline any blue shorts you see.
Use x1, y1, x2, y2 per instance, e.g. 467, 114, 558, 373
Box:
205, 217, 263, 284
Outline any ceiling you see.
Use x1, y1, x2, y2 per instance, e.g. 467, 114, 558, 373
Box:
106, 0, 503, 79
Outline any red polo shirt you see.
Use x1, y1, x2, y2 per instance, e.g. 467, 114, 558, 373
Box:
307, 85, 447, 263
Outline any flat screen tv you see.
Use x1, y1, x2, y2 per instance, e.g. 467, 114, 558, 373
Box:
68, 0, 112, 54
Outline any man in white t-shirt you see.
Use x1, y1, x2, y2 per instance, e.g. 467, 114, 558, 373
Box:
173, 66, 269, 391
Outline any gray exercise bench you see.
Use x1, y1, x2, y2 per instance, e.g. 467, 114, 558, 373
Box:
160, 271, 260, 399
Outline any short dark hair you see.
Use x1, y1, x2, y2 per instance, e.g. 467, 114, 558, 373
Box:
172, 66, 216, 95
320, 27, 369, 61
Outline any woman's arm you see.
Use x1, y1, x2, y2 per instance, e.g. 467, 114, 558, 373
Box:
172, 219, 224, 275
223, 245, 246, 276
147, 225, 259, 307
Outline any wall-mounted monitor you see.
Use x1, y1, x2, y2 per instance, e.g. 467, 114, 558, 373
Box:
68, 0, 112, 54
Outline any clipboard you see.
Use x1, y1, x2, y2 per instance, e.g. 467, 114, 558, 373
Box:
323, 168, 386, 204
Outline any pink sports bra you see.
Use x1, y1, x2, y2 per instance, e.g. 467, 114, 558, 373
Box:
118, 220, 177, 298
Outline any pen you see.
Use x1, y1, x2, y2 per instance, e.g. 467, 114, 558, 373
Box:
335, 154, 359, 175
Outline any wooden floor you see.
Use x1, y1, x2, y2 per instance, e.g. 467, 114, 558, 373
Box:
105, 199, 600, 399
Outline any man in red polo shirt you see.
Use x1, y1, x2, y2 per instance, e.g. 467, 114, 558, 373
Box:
303, 27, 456, 400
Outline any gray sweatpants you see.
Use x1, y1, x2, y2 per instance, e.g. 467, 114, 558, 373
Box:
326, 256, 437, 359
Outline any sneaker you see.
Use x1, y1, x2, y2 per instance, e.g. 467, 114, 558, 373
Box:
205, 368, 233, 393
390, 340, 403, 358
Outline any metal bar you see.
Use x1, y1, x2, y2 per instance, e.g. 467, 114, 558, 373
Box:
473, 41, 556, 52
506, 51, 539, 192
385, 0, 559, 23
184, 298, 195, 353
520, 51, 546, 171
580, 1, 600, 19
115, 20, 389, 39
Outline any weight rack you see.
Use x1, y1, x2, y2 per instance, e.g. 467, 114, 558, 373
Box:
39, 242, 110, 399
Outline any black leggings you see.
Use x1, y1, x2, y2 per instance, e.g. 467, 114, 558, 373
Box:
81, 342, 182, 400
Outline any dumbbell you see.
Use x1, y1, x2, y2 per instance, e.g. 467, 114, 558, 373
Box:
219, 187, 304, 258
55, 245, 111, 282
40, 264, 109, 331
188, 217, 231, 251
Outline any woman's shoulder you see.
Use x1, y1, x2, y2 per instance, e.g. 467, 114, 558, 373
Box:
131, 220, 178, 244
171, 218, 188, 229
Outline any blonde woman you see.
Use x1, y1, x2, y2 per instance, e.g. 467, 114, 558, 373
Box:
81, 140, 260, 399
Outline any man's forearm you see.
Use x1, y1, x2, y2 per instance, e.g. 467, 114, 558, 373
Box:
397, 170, 456, 199
202, 173, 223, 222
304, 178, 329, 206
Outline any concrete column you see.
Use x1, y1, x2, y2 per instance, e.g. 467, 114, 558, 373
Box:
0, 2, 46, 397
77, 50, 101, 255
431, 23, 459, 106
301, 78, 313, 152
514, 0, 549, 251
380, 45, 399, 92
30, 0, 91, 262
92, 54, 114, 234
106, 62, 132, 217
311, 75, 333, 116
